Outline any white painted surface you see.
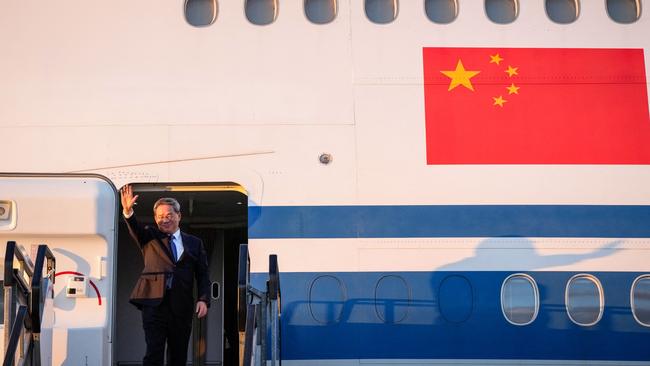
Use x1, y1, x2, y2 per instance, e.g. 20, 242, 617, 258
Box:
0, 1, 353, 126
0, 176, 116, 365
0, 1, 648, 206
250, 237, 650, 273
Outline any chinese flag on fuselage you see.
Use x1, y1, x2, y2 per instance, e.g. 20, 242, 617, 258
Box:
423, 47, 650, 164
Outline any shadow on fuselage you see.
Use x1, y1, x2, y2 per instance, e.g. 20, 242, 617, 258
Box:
274, 238, 650, 361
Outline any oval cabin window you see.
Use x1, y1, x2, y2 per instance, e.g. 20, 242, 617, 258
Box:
565, 274, 604, 326
546, 0, 579, 24
631, 275, 650, 327
375, 275, 410, 323
305, 0, 338, 24
485, 0, 519, 24
438, 275, 473, 323
365, 0, 398, 24
185, 0, 218, 27
501, 274, 539, 325
607, 0, 641, 24
425, 0, 458, 24
246, 0, 278, 25
309, 275, 346, 324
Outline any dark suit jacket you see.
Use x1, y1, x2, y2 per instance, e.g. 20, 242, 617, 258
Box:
124, 214, 210, 314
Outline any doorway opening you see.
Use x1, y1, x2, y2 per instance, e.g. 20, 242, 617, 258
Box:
114, 182, 247, 365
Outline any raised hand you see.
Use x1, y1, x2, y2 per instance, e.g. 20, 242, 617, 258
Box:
120, 184, 139, 215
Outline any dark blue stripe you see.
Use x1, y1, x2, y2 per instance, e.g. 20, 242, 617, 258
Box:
248, 205, 650, 238
251, 271, 650, 361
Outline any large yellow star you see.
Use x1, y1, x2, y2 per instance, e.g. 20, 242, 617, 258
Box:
493, 95, 507, 107
506, 83, 520, 94
490, 53, 504, 65
441, 60, 480, 91
505, 65, 518, 77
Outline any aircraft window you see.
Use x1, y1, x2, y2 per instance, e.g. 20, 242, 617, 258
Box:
185, 0, 218, 27
485, 0, 519, 24
438, 275, 473, 323
375, 275, 410, 323
607, 0, 641, 24
366, 0, 398, 24
309, 275, 346, 324
501, 274, 539, 326
565, 274, 604, 326
425, 0, 458, 24
546, 0, 579, 24
305, 0, 338, 24
246, 0, 278, 25
631, 275, 650, 327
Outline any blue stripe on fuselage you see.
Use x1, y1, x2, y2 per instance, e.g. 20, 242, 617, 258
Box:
251, 271, 650, 361
248, 205, 650, 238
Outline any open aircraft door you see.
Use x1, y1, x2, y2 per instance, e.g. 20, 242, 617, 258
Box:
114, 182, 248, 365
0, 174, 118, 365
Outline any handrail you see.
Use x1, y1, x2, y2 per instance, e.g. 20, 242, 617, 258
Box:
241, 304, 257, 366
237, 244, 250, 333
4, 241, 32, 366
3, 241, 56, 366
30, 245, 56, 336
237, 246, 282, 366
4, 242, 16, 288
2, 306, 29, 366
268, 255, 281, 366
268, 255, 279, 301
4, 241, 34, 288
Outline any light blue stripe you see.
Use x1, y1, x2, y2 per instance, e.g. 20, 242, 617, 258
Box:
248, 205, 650, 239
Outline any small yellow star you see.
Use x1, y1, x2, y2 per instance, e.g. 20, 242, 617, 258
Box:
440, 59, 481, 92
490, 53, 504, 65
506, 83, 520, 95
493, 96, 507, 107
505, 66, 518, 77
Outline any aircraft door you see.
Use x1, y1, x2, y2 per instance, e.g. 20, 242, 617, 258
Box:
0, 174, 118, 366
114, 183, 247, 366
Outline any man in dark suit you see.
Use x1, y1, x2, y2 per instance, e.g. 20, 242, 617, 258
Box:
121, 185, 210, 366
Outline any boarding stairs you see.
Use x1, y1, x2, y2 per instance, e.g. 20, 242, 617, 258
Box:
3, 241, 56, 366
237, 245, 281, 366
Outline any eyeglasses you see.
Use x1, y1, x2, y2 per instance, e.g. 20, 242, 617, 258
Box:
155, 213, 177, 221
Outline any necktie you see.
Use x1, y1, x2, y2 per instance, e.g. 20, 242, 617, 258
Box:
169, 234, 178, 263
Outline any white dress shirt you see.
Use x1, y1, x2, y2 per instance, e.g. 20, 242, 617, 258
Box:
169, 229, 184, 260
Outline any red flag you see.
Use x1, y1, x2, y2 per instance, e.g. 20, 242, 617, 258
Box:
423, 48, 650, 164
